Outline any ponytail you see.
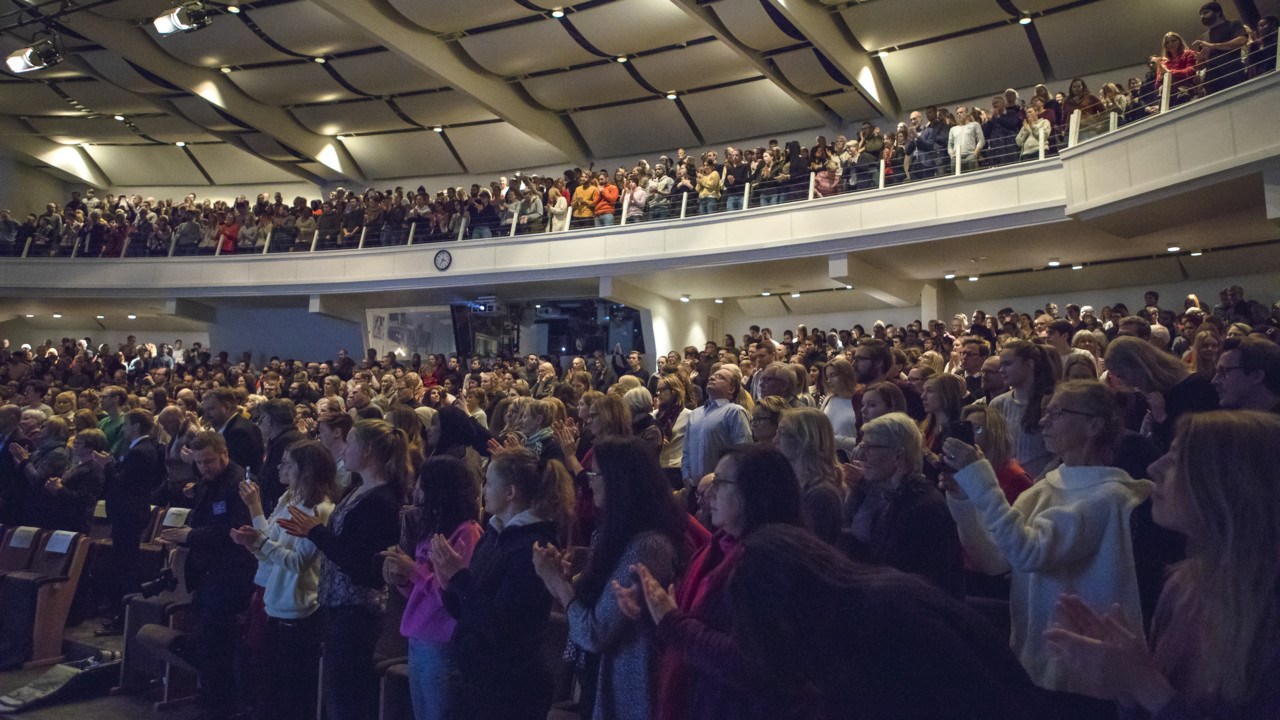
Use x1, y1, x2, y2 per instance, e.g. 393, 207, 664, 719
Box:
489, 449, 575, 531
352, 419, 412, 501
1003, 340, 1058, 433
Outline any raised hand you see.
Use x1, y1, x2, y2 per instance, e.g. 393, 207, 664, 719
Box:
634, 563, 677, 624
428, 533, 465, 588
612, 579, 643, 620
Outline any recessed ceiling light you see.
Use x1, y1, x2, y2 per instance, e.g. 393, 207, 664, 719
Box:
127, 314, 137, 320
615, 56, 628, 63
968, 275, 979, 282
226, 4, 240, 12
220, 66, 231, 73
1166, 246, 1180, 253
52, 313, 62, 318
96, 315, 105, 319
1019, 16, 1032, 25
761, 292, 771, 296
1071, 264, 1083, 270
944, 273, 956, 280
876, 50, 889, 58
313, 57, 326, 64
714, 298, 723, 304
790, 291, 801, 298
432, 126, 443, 133
25, 314, 34, 318
334, 135, 345, 140
1047, 258, 1060, 267
534, 304, 541, 308
665, 91, 677, 100
680, 295, 690, 303
175, 141, 186, 147
1190, 250, 1203, 257
844, 284, 853, 290
113, 115, 125, 121
550, 7, 564, 18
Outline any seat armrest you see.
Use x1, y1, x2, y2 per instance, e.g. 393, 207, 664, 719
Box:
3, 570, 70, 586
375, 656, 409, 675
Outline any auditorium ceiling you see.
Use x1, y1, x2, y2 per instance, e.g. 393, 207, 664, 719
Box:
0, 0, 1228, 187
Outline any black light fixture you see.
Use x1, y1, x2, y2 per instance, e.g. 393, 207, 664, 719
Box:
154, 2, 214, 35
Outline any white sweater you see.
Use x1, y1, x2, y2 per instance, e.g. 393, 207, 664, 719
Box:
251, 490, 335, 620
946, 460, 1151, 694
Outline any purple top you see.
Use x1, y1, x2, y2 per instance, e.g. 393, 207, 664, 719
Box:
398, 520, 483, 643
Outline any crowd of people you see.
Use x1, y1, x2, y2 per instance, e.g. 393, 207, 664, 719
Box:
0, 276, 1278, 720
1, 4, 1274, 259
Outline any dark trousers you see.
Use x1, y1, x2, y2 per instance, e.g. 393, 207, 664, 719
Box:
192, 595, 247, 713
106, 523, 144, 619
262, 612, 323, 720
322, 605, 382, 720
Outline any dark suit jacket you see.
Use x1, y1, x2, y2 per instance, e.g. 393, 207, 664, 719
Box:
0, 431, 31, 526
221, 414, 264, 477
105, 436, 165, 529
184, 461, 256, 611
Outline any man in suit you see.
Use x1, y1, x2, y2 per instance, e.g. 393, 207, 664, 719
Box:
98, 408, 165, 635
159, 431, 255, 719
200, 387, 263, 478
254, 398, 302, 514
0, 405, 32, 526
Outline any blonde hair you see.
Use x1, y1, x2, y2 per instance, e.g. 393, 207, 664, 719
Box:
860, 412, 923, 476
917, 350, 945, 374
960, 404, 1011, 468
1172, 411, 1280, 703
777, 407, 843, 492
489, 448, 575, 531
1105, 336, 1188, 393
1161, 31, 1188, 58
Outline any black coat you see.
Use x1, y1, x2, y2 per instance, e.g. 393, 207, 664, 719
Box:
0, 431, 30, 526
307, 482, 402, 594
258, 428, 303, 514
444, 520, 558, 720
221, 414, 264, 477
183, 461, 256, 611
105, 436, 165, 529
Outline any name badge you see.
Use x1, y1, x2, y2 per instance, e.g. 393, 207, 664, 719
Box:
213, 501, 227, 516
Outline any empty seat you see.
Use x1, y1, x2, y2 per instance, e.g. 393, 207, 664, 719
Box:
0, 527, 44, 576
0, 530, 90, 668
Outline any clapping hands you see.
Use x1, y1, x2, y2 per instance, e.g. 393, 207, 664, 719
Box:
611, 563, 677, 624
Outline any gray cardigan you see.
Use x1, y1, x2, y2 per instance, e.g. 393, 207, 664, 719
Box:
568, 531, 677, 720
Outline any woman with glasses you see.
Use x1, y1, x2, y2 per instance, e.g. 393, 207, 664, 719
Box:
613, 443, 801, 720
940, 380, 1152, 694
748, 396, 789, 445
843, 413, 963, 597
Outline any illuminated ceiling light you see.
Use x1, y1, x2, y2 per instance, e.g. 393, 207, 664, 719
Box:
1047, 258, 1060, 267
1166, 245, 1180, 253
226, 4, 240, 13
876, 50, 889, 59
761, 291, 771, 296
6, 39, 63, 74
790, 291, 801, 298
154, 2, 214, 35
844, 284, 853, 290
24, 314, 34, 318
1071, 264, 1083, 270
432, 126, 443, 133
1019, 16, 1032, 25
534, 304, 541, 308
550, 7, 564, 17
52, 313, 62, 318
127, 314, 137, 320
334, 135, 345, 141
220, 66, 231, 73
680, 295, 690, 303
175, 141, 186, 147
968, 275, 979, 282
313, 57, 326, 64
1190, 250, 1203, 257
615, 56, 628, 63
665, 91, 677, 100
96, 315, 105, 319
714, 298, 723, 304
114, 114, 125, 121
943, 272, 956, 280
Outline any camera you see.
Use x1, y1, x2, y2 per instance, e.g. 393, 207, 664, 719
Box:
139, 568, 179, 598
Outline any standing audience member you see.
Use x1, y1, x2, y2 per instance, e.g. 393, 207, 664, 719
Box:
254, 398, 303, 513
775, 408, 846, 546
990, 340, 1056, 478
680, 368, 751, 492
1105, 336, 1218, 452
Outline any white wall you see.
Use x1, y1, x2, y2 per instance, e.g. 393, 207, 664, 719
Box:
206, 307, 363, 367
0, 148, 74, 218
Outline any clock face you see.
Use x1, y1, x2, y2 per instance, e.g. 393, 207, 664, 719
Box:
434, 249, 452, 271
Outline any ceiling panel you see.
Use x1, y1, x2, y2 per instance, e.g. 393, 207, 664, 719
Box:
386, 0, 531, 35
458, 21, 600, 77
883, 24, 1042, 110
146, 18, 293, 67
85, 144, 205, 185
241, 132, 302, 162
342, 132, 463, 179
78, 51, 175, 95
297, 161, 348, 182
28, 117, 151, 144
246, 2, 371, 57
711, 0, 797, 52
0, 83, 76, 116
395, 91, 498, 127
1036, 0, 1200, 82
570, 0, 707, 56
522, 63, 646, 111
171, 96, 248, 132
446, 123, 570, 173
772, 48, 845, 94
681, 79, 821, 144
56, 79, 158, 115
630, 42, 759, 92
130, 116, 219, 144
572, 99, 698, 158
187, 143, 301, 184
329, 52, 445, 96
819, 90, 879, 123
226, 64, 356, 106
839, 0, 1008, 52
291, 100, 414, 136
90, 0, 174, 19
